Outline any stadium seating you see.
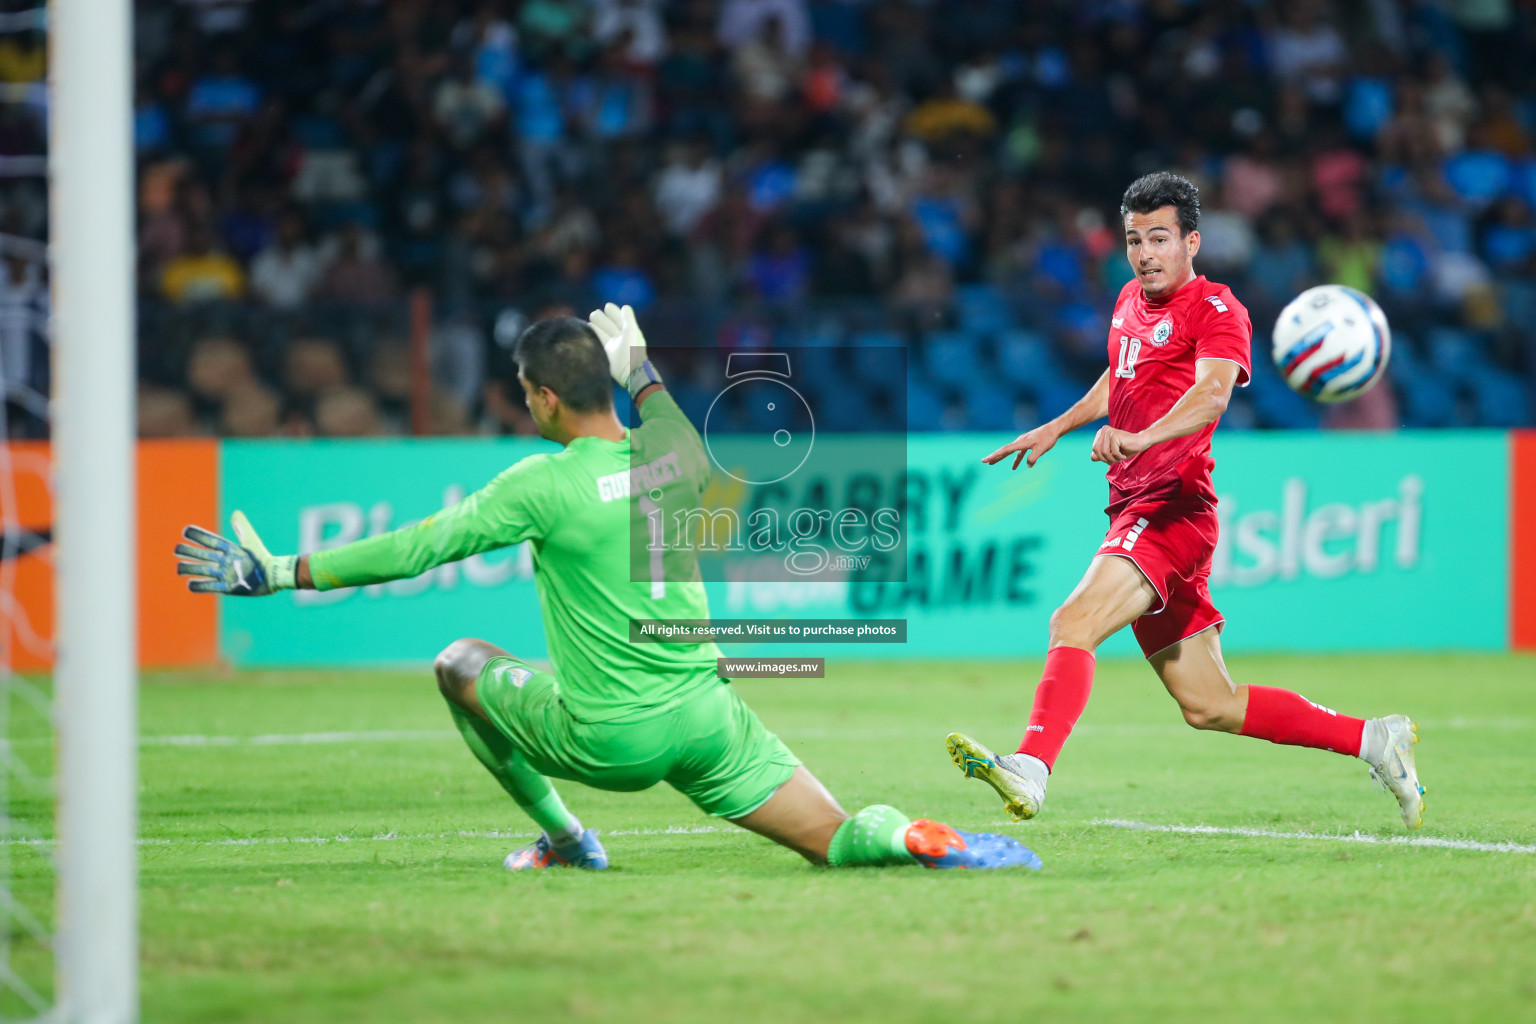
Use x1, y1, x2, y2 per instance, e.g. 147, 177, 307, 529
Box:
113, 0, 1531, 439
996, 329, 1066, 390
923, 332, 987, 390
962, 382, 1018, 432
905, 377, 945, 433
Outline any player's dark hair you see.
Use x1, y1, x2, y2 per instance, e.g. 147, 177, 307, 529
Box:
1121, 172, 1201, 236
514, 316, 614, 413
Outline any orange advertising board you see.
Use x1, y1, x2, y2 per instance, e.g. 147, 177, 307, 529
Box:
1514, 431, 1536, 651
2, 439, 219, 669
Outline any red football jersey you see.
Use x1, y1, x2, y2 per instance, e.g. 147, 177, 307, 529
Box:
1104, 274, 1252, 512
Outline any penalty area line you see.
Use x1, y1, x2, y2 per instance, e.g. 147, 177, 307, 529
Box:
1092, 819, 1536, 855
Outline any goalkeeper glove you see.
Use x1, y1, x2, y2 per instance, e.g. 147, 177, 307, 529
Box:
175, 510, 297, 596
588, 302, 662, 401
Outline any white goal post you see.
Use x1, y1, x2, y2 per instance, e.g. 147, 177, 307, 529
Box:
49, 0, 139, 1020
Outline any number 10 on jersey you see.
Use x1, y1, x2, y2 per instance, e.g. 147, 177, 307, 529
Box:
1115, 335, 1142, 379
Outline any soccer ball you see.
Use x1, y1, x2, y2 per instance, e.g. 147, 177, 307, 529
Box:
1271, 284, 1392, 403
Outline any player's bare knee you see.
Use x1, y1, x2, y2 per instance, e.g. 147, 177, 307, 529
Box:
1048, 603, 1097, 650
1179, 699, 1242, 733
434, 638, 489, 705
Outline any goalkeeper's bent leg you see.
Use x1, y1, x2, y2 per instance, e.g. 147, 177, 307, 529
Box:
730, 767, 1041, 869
444, 701, 581, 840
435, 638, 581, 842
825, 805, 918, 867
727, 767, 914, 866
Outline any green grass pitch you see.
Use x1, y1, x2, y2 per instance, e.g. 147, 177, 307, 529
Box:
8, 653, 1536, 1023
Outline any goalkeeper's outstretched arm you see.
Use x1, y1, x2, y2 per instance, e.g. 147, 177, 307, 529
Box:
177, 461, 541, 596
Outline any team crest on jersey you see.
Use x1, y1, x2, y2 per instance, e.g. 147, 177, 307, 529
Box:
496, 665, 534, 689
1151, 319, 1173, 346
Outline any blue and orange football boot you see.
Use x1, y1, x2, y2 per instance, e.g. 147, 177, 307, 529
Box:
503, 828, 610, 871
904, 819, 1042, 870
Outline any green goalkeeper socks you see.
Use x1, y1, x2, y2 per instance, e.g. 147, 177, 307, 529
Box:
446, 701, 581, 841
826, 804, 919, 867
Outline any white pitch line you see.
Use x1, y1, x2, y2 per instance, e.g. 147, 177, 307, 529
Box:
142, 729, 458, 747
11, 819, 1535, 856
1093, 819, 1536, 855
5, 824, 725, 849
4, 717, 1531, 752
127, 716, 1536, 749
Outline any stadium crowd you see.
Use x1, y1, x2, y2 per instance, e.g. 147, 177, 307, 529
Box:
2, 0, 1535, 439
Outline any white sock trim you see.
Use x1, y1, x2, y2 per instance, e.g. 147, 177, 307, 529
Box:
1358, 719, 1388, 765
1005, 753, 1051, 789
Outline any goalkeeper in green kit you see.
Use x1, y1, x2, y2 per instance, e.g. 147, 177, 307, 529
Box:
175, 304, 1040, 873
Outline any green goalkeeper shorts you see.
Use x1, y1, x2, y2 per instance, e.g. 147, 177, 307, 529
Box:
473, 655, 800, 819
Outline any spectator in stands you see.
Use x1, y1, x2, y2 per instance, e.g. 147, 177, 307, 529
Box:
282, 336, 351, 402
1267, 1, 1348, 105
719, 0, 811, 59
903, 79, 996, 146
249, 210, 321, 310
316, 223, 398, 304
890, 221, 954, 320
747, 223, 810, 303
654, 138, 722, 237
452, 2, 519, 101
581, 42, 655, 140
137, 384, 197, 437
590, 240, 656, 309
519, 0, 588, 61
184, 336, 256, 415
368, 341, 413, 425
1248, 212, 1317, 307
219, 381, 282, 437
183, 47, 262, 152
1223, 132, 1285, 222
314, 385, 385, 437
0, 28, 44, 85
731, 15, 803, 105
433, 52, 506, 151
591, 0, 668, 67
161, 222, 245, 303
1482, 197, 1536, 272
514, 52, 582, 222
1318, 209, 1383, 297
1194, 186, 1256, 277
1422, 52, 1478, 155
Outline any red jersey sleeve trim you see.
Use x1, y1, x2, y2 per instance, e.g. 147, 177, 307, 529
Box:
1192, 282, 1252, 386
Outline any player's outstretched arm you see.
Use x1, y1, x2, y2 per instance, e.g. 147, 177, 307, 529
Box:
1090, 358, 1239, 465
983, 369, 1110, 470
176, 512, 298, 596
178, 459, 543, 595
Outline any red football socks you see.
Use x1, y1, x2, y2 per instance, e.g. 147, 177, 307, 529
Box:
1238, 685, 1365, 756
1016, 646, 1096, 770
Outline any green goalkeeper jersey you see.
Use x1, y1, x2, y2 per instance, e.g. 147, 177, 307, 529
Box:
308, 391, 720, 723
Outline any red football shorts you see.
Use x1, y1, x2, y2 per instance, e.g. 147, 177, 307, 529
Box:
1098, 498, 1225, 659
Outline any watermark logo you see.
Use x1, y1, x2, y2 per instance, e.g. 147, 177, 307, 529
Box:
703, 353, 816, 485
631, 344, 908, 585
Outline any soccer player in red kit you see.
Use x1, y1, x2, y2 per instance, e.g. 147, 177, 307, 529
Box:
944, 172, 1426, 829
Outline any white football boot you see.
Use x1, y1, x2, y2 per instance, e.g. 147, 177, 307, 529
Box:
1365, 714, 1425, 830
946, 732, 1046, 822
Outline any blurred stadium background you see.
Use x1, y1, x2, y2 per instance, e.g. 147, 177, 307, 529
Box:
4, 1, 1536, 1022
2, 0, 1535, 440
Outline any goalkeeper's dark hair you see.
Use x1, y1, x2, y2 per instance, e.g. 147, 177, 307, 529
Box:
514, 316, 614, 413
1121, 171, 1201, 236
